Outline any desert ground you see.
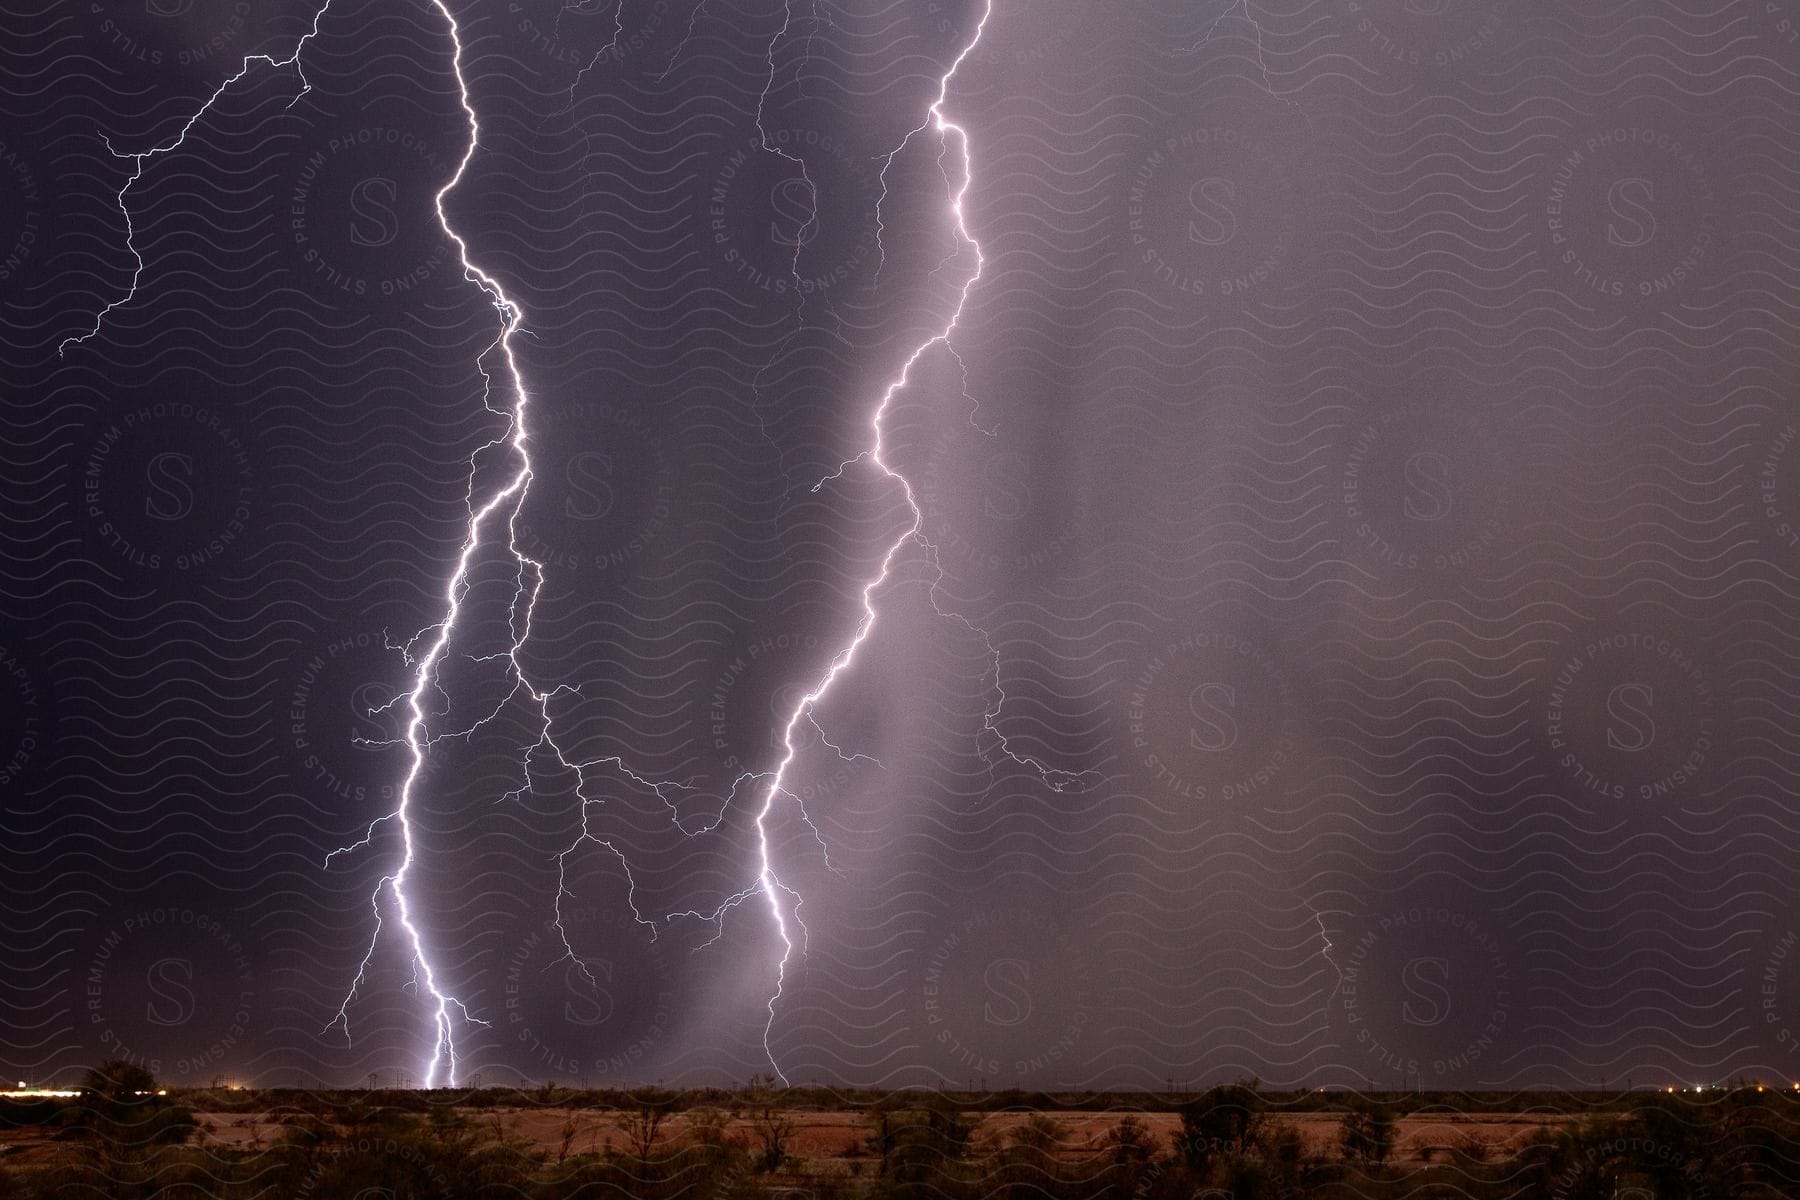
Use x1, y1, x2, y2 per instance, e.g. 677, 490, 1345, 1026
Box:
169, 1104, 1569, 1160
0, 1099, 1579, 1170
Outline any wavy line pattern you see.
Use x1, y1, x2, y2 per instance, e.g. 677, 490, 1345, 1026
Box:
3, 0, 1798, 1095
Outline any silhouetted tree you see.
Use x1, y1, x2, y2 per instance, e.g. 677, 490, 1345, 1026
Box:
68, 1059, 194, 1152
981, 1113, 1067, 1200
618, 1101, 672, 1172
1339, 1100, 1397, 1166
864, 1092, 974, 1195
1178, 1081, 1267, 1174
749, 1106, 797, 1172
1105, 1115, 1155, 1167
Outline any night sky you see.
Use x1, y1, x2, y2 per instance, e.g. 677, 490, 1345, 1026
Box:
4, 0, 1800, 1093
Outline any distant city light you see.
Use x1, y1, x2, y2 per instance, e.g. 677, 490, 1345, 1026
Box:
2, 1088, 79, 1098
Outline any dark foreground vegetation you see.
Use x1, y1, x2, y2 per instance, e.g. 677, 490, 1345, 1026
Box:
3, 1063, 1798, 1197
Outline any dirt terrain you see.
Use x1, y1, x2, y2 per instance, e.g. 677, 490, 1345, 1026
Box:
145, 1107, 1579, 1165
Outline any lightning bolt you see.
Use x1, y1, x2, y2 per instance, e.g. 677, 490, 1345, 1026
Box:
856, 0, 1091, 796
662, 0, 1093, 1084
658, 0, 712, 82
55, 0, 499, 1088
323, 0, 571, 1090
1313, 905, 1343, 1003
67, 0, 1085, 1089
640, 0, 839, 1086
324, 0, 768, 1088
327, 0, 743, 1089
57, 3, 335, 356
1174, 0, 1294, 109
564, 0, 625, 108
327, 0, 826, 1088
741, 0, 826, 481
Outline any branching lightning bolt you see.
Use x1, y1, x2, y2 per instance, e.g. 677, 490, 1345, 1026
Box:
57, 4, 335, 356
667, 0, 1092, 1085
67, 0, 1088, 1090
324, 0, 753, 1088
327, 0, 757, 1089
55, 0, 503, 1087
658, 0, 712, 83
323, 0, 585, 1090
1174, 0, 1294, 109
564, 0, 625, 108
855, 0, 1091, 797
